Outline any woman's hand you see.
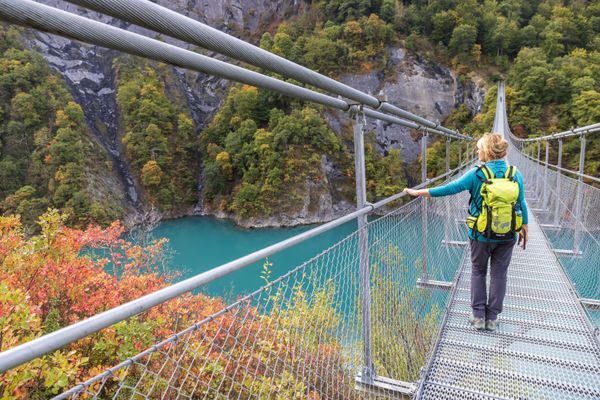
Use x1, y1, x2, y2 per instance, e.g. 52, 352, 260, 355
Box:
518, 224, 528, 250
403, 188, 430, 197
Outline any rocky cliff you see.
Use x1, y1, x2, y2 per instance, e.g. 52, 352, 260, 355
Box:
335, 48, 485, 163
24, 1, 484, 227
28, 0, 296, 220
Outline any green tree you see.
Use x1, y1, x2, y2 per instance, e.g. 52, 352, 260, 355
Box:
272, 32, 294, 59
320, 0, 375, 23
141, 160, 163, 187
542, 30, 565, 58
363, 14, 391, 56
259, 32, 274, 51
431, 10, 458, 45
572, 90, 600, 126
380, 0, 396, 23
304, 36, 346, 75
449, 24, 478, 56
232, 182, 262, 218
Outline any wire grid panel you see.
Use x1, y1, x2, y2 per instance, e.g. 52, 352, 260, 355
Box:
508, 148, 600, 302
368, 193, 468, 382
58, 190, 471, 400
62, 230, 364, 399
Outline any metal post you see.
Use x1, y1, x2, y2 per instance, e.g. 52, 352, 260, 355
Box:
458, 142, 462, 167
421, 129, 428, 281
444, 139, 450, 243
542, 141, 549, 209
352, 106, 373, 383
445, 138, 451, 173
573, 133, 586, 253
536, 140, 541, 199
553, 139, 563, 227
466, 142, 470, 166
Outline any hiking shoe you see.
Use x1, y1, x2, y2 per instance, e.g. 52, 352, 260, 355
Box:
486, 319, 498, 331
469, 315, 486, 330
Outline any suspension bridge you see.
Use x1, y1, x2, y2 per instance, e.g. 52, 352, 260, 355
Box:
0, 1, 599, 399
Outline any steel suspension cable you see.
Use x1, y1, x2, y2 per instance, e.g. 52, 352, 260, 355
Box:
63, 0, 463, 137
511, 123, 600, 143
0, 0, 470, 140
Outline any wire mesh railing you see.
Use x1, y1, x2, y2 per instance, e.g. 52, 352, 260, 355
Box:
49, 168, 471, 399
496, 81, 599, 305
508, 147, 600, 304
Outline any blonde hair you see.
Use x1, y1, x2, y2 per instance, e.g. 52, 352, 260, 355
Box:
477, 133, 508, 161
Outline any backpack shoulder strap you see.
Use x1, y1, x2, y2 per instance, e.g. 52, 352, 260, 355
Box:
477, 164, 493, 183
504, 165, 516, 181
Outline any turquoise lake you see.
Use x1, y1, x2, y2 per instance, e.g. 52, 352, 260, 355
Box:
141, 213, 464, 301
147, 216, 358, 299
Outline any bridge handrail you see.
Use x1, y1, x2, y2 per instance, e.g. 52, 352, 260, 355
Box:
0, 0, 470, 140
63, 0, 464, 138
511, 123, 600, 142
521, 152, 600, 184
0, 159, 475, 373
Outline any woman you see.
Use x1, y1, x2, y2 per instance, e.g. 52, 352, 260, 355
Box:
404, 133, 528, 331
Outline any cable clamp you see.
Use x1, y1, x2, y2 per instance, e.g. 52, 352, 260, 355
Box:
375, 91, 388, 110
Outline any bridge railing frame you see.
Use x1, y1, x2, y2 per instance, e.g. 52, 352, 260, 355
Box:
509, 124, 599, 255
499, 81, 599, 281
0, 0, 477, 379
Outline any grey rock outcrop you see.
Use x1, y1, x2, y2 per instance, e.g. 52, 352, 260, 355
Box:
335, 48, 485, 163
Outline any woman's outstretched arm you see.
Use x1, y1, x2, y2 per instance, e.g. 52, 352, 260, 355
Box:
404, 168, 475, 198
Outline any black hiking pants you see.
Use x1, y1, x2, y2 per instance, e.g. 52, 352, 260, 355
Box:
470, 238, 517, 321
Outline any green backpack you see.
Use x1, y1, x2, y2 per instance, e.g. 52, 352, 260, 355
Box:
466, 165, 523, 240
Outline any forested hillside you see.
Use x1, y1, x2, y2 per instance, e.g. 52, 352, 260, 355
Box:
376, 0, 599, 176
0, 0, 598, 230
114, 57, 199, 213
0, 27, 128, 230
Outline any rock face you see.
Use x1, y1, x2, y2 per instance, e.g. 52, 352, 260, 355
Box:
30, 31, 138, 208
337, 48, 485, 163
24, 1, 485, 227
29, 0, 296, 215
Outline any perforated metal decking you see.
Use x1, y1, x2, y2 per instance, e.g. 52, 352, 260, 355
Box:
416, 212, 600, 399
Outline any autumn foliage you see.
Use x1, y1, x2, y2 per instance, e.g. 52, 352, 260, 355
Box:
0, 210, 359, 399
0, 210, 228, 398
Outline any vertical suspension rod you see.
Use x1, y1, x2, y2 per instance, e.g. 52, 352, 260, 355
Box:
444, 138, 451, 243
445, 139, 451, 173
542, 140, 549, 209
553, 139, 563, 227
573, 133, 586, 253
421, 129, 429, 281
466, 142, 470, 166
352, 106, 374, 383
536, 140, 542, 198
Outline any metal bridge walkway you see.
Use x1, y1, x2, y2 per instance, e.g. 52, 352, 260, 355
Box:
417, 193, 600, 398
1, 3, 599, 399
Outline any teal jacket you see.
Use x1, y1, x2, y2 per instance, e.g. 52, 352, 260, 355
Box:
429, 159, 528, 242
